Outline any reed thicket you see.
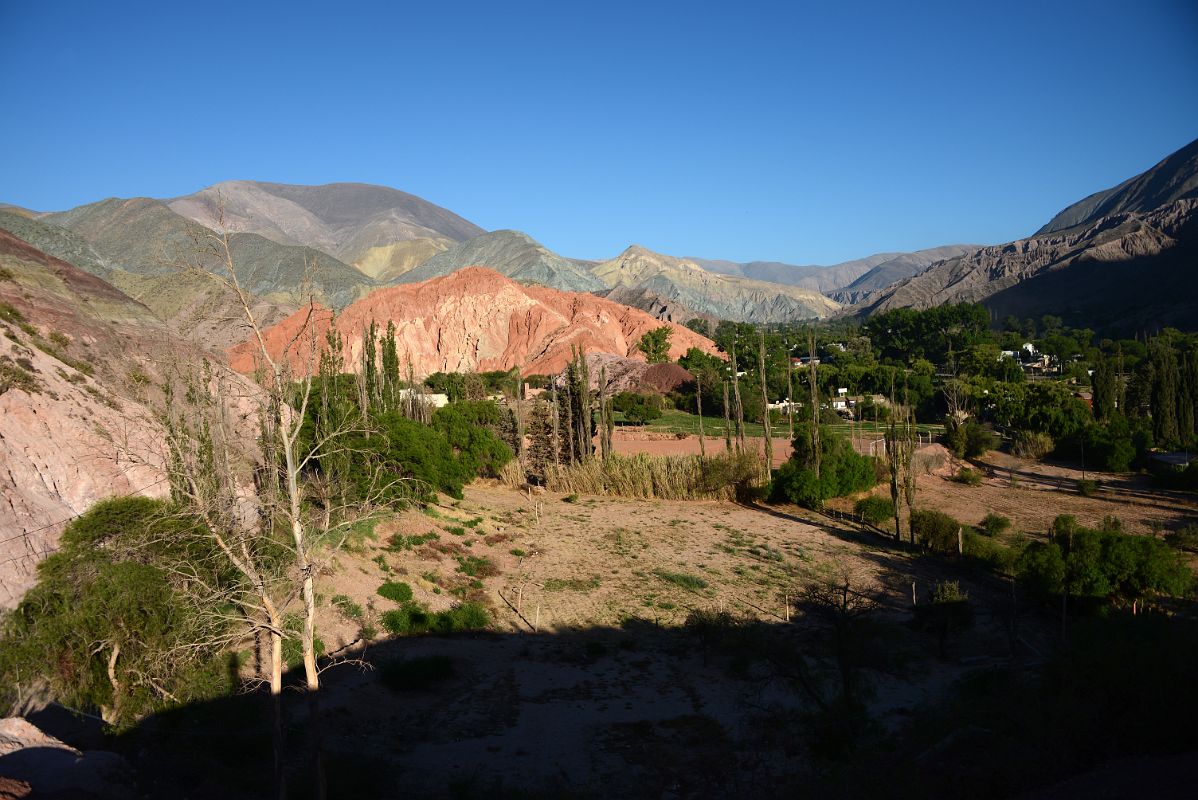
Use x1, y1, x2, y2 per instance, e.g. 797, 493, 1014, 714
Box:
500, 452, 762, 501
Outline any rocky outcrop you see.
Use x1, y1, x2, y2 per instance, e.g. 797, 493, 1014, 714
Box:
228, 267, 721, 378
0, 718, 133, 799
572, 353, 697, 395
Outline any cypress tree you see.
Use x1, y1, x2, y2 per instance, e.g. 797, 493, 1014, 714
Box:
1092, 355, 1117, 422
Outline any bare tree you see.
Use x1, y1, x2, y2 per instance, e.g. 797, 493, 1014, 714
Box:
807, 329, 821, 479
180, 207, 395, 799
759, 331, 773, 473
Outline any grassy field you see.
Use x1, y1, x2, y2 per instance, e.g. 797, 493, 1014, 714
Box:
634, 408, 944, 440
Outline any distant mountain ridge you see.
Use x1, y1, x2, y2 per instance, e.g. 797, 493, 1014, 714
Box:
1036, 138, 1198, 235
590, 245, 840, 323
168, 180, 485, 281
862, 137, 1198, 331
398, 229, 607, 292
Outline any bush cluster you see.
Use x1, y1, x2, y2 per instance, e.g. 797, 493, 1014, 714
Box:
770, 423, 876, 510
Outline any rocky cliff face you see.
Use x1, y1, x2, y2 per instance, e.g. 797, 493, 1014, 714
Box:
0, 230, 258, 608
228, 267, 721, 378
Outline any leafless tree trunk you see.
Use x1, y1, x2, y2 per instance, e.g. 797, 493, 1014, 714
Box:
759, 331, 772, 472
723, 381, 733, 453
808, 329, 820, 479
730, 345, 745, 454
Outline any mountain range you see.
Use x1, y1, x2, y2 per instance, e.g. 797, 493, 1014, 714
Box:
1, 136, 1195, 349
861, 138, 1198, 328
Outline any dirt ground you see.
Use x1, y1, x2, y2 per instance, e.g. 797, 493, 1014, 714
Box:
242, 483, 1033, 797
827, 447, 1198, 539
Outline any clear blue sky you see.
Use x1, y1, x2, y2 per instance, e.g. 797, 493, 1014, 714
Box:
2, 0, 1196, 264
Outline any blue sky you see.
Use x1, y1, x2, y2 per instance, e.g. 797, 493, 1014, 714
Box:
1, 0, 1195, 264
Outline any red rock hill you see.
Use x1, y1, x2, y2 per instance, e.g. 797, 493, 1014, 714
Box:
228, 267, 720, 376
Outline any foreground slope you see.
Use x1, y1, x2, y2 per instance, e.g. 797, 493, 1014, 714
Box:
398, 229, 608, 292
168, 180, 484, 278
228, 267, 720, 377
592, 245, 840, 322
0, 231, 260, 606
862, 138, 1198, 329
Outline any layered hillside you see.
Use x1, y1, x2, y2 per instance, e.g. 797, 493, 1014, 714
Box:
168, 180, 484, 278
829, 245, 981, 303
598, 285, 714, 327
0, 231, 257, 607
228, 267, 720, 378
864, 199, 1198, 329
863, 138, 1198, 330
45, 197, 373, 308
398, 230, 607, 292
591, 246, 840, 322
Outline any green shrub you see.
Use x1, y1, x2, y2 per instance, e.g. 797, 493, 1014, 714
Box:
980, 512, 1011, 536
379, 656, 454, 691
386, 531, 438, 551
430, 401, 514, 478
771, 424, 876, 510
1165, 526, 1198, 554
612, 391, 664, 426
380, 603, 431, 635
0, 302, 25, 324
1013, 430, 1054, 460
319, 412, 471, 502
854, 495, 893, 526
1077, 479, 1099, 497
931, 580, 968, 604
331, 594, 364, 619
952, 467, 983, 486
944, 419, 999, 459
654, 569, 709, 591
455, 555, 496, 577
543, 576, 601, 592
1017, 515, 1192, 604
962, 530, 1021, 573
377, 581, 413, 604
911, 508, 963, 553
